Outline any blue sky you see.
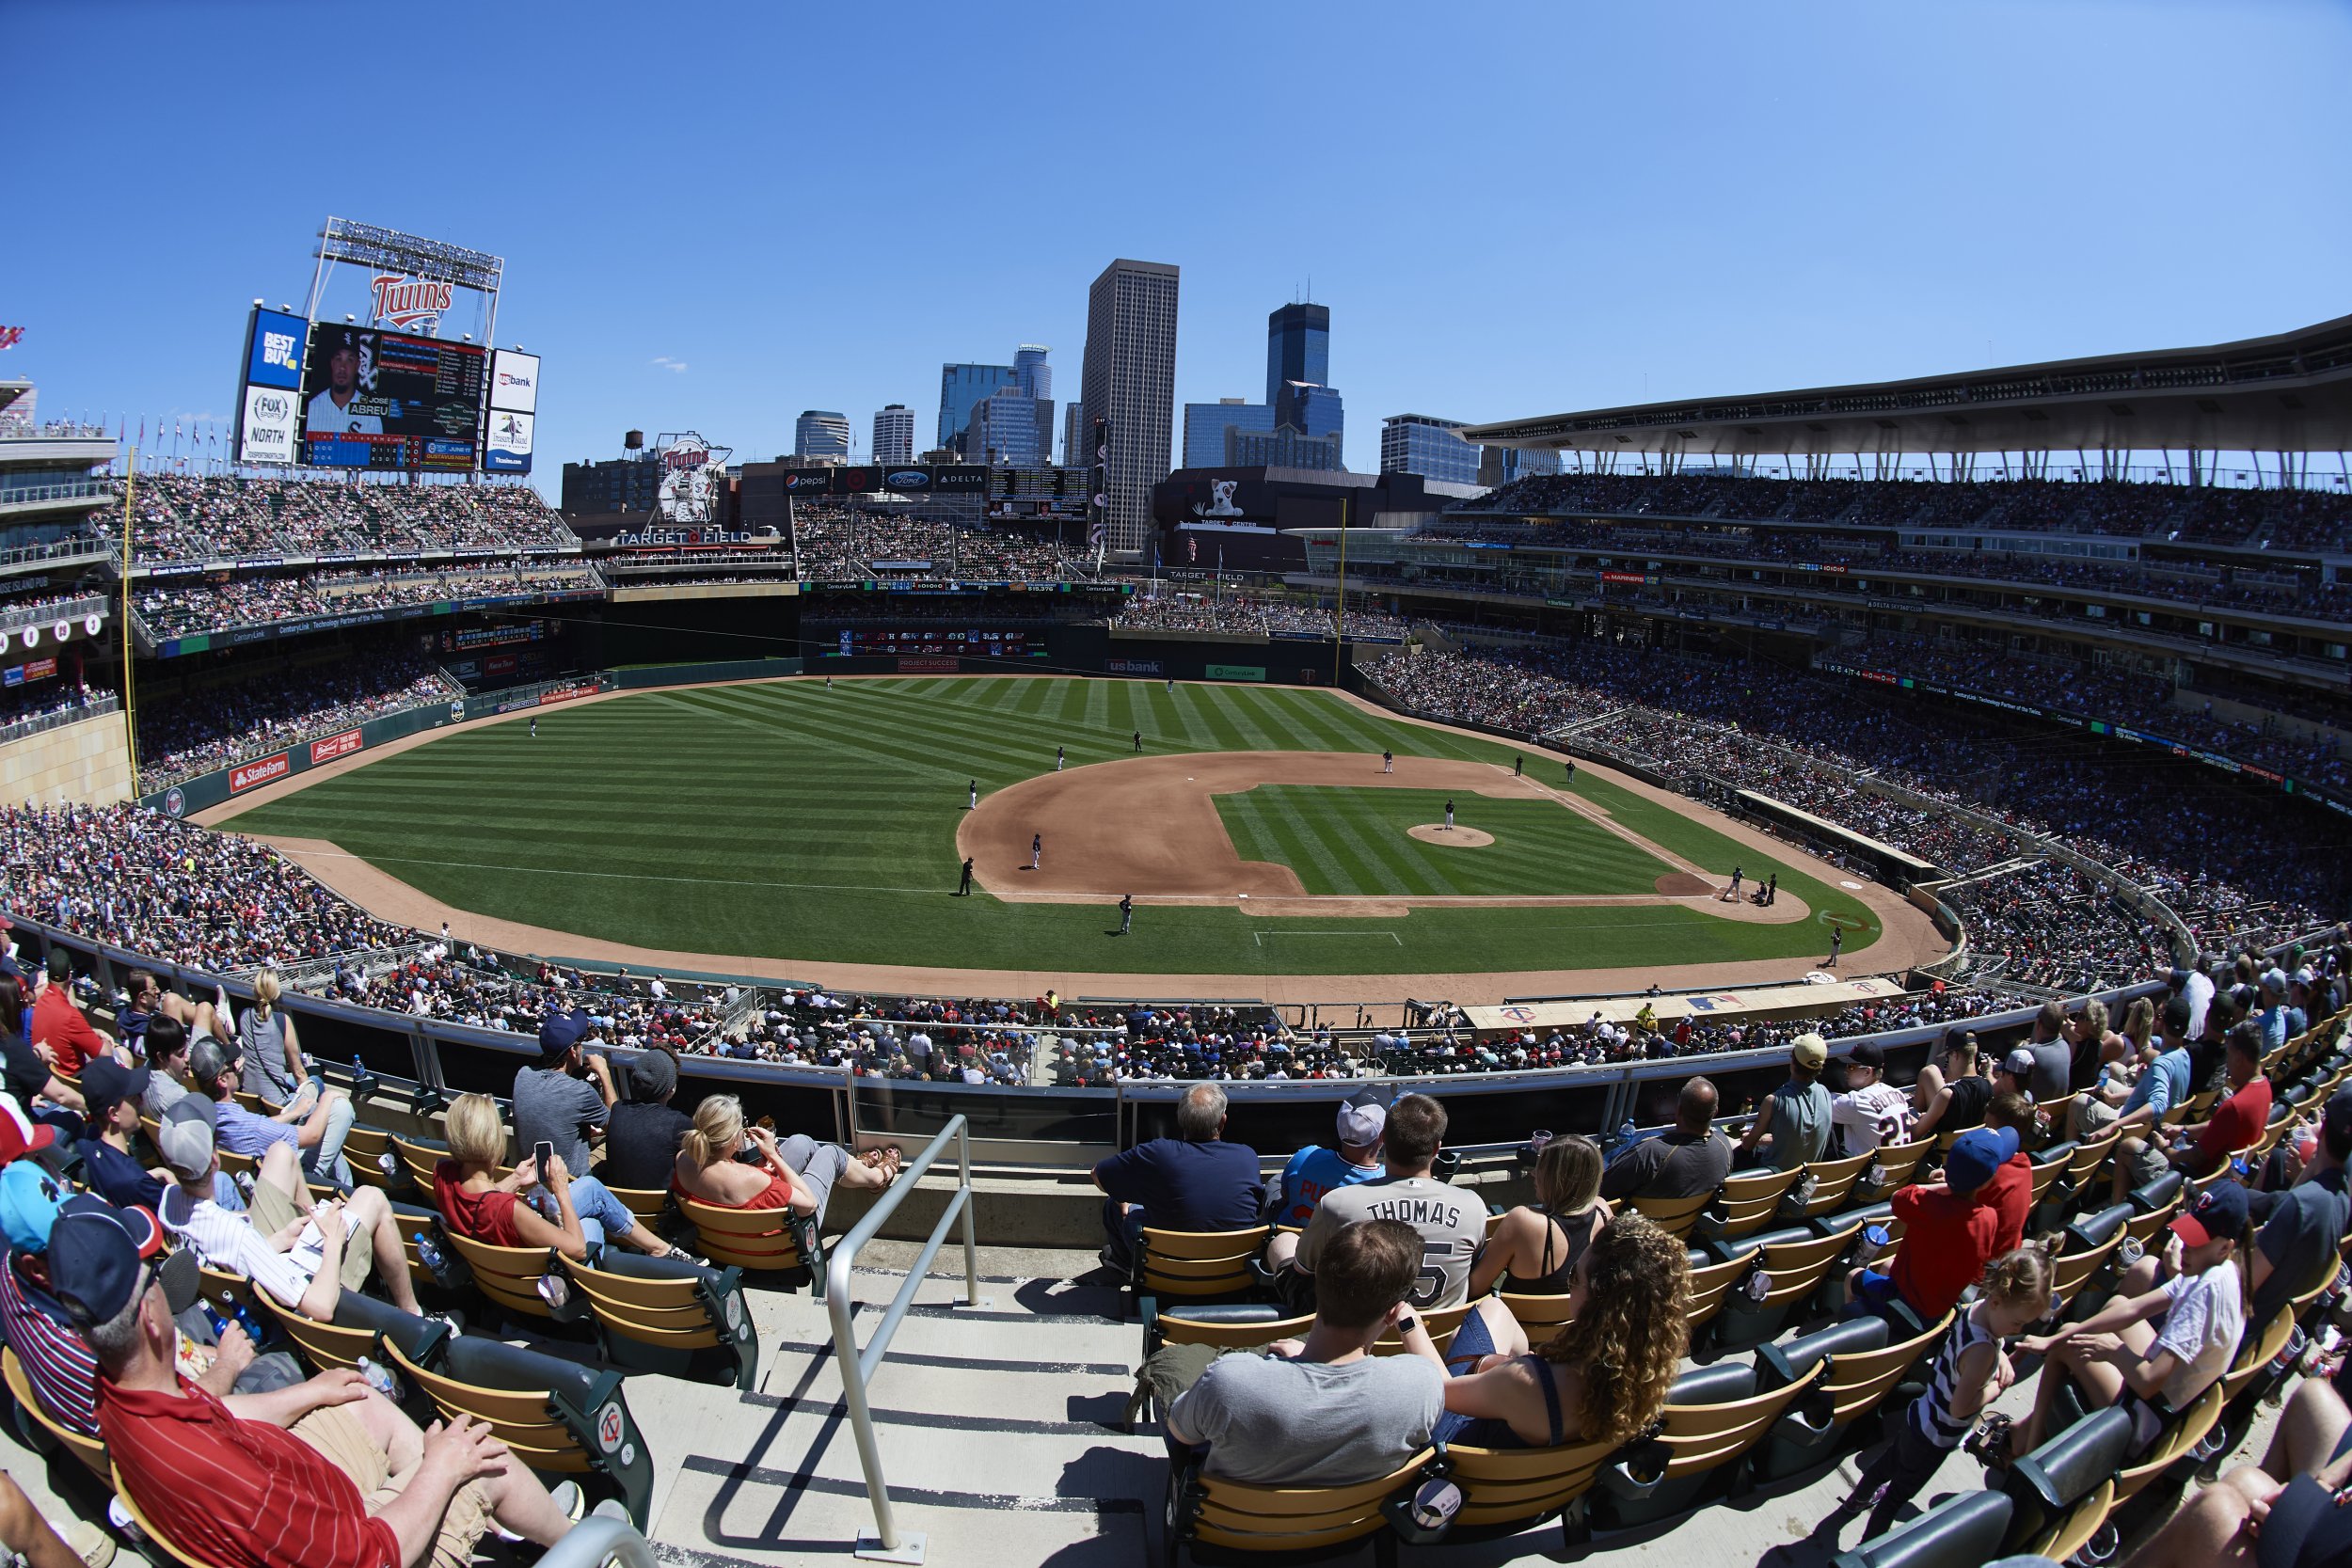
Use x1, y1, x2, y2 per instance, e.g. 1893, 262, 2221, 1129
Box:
8, 0, 2348, 489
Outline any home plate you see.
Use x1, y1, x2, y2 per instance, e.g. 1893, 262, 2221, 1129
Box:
1408, 824, 1494, 847
1840, 879, 1865, 889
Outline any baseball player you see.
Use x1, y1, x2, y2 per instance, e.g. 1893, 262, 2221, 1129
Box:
1513, 754, 1523, 776
529, 717, 537, 739
1118, 894, 1134, 935
1030, 833, 1041, 871
957, 857, 975, 896
1565, 759, 1577, 784
1729, 866, 1744, 901
1443, 799, 1455, 831
968, 779, 978, 810
1828, 925, 1843, 967
1133, 730, 1142, 752
1056, 746, 1065, 771
1381, 750, 1393, 774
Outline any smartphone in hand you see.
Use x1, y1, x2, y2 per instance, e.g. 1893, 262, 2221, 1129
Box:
533, 1140, 555, 1176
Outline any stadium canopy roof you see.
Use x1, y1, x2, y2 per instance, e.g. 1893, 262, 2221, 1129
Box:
1460, 314, 2352, 458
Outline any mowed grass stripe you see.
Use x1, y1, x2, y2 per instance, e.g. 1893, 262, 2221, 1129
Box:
229, 677, 1889, 974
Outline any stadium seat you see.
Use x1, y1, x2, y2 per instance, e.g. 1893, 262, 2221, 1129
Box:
1132, 1225, 1272, 1318
1152, 1306, 1311, 1352
3, 1346, 105, 1480
1627, 1188, 1717, 1239
1164, 1447, 1428, 1565
2045, 1210, 2129, 1322
444, 1230, 581, 1325
1684, 1244, 1760, 1333
109, 1463, 210, 1568
1497, 1289, 1578, 1336
383, 1334, 656, 1527
602, 1184, 671, 1226
341, 1121, 398, 1191
1999, 1406, 2132, 1560
1829, 1487, 2012, 1568
1855, 1136, 1932, 1201
1700, 1221, 1863, 1356
1696, 1167, 1804, 1240
675, 1195, 824, 1291
1753, 1310, 1952, 1481
560, 1252, 760, 1389
1592, 1357, 1827, 1528
2087, 1378, 2226, 1558
1445, 1432, 1618, 1547
1796, 1150, 1876, 1217
1370, 1300, 1470, 1356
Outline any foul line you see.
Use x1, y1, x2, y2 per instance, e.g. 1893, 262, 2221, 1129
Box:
1254, 929, 1404, 946
290, 849, 959, 899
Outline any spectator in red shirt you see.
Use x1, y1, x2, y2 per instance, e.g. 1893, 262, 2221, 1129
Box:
2168, 1025, 2274, 1181
54, 1197, 618, 1568
1977, 1092, 2037, 1255
28, 955, 113, 1079
1847, 1125, 2019, 1323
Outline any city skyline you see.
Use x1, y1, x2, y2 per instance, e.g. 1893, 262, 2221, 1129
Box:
8, 2, 2349, 493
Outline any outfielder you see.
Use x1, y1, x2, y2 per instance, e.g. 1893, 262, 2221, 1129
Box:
1056, 746, 1065, 771
968, 779, 978, 809
1118, 894, 1133, 935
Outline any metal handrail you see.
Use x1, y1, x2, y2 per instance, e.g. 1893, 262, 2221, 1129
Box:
824, 1114, 979, 1561
532, 1516, 659, 1568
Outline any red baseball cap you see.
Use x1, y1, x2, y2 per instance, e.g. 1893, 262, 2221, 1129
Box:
0, 1098, 57, 1165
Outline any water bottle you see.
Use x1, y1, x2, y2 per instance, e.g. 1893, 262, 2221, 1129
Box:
355, 1355, 398, 1400
416, 1233, 447, 1275
1853, 1224, 1890, 1265
1616, 1119, 1636, 1153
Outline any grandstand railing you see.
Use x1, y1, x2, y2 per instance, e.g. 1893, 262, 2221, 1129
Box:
533, 1516, 660, 1568
0, 594, 107, 636
824, 1113, 977, 1561
0, 693, 119, 748
0, 535, 116, 575
0, 480, 117, 511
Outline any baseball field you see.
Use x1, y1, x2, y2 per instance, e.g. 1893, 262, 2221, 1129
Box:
217, 676, 1903, 985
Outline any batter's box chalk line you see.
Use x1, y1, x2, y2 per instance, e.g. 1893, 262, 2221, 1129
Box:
1253, 929, 1406, 946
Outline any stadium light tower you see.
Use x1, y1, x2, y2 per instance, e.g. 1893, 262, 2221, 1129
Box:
305, 216, 505, 344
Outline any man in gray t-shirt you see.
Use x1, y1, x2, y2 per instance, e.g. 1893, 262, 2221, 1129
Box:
1270, 1093, 1482, 1312
1168, 1218, 1442, 1485
513, 1011, 615, 1175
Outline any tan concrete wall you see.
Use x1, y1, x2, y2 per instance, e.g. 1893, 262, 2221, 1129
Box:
0, 711, 135, 805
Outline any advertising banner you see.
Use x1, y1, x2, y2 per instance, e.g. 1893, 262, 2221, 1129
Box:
484, 408, 533, 474
243, 308, 308, 390
930, 466, 987, 493
1106, 658, 1164, 675
898, 657, 960, 673
234, 382, 299, 466
537, 683, 599, 706
1205, 664, 1265, 682
23, 658, 55, 682
487, 349, 540, 414
229, 753, 292, 794
309, 729, 363, 765
780, 469, 834, 495
832, 467, 883, 495
881, 467, 932, 493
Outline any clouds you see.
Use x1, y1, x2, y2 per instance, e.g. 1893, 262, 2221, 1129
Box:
651, 356, 688, 374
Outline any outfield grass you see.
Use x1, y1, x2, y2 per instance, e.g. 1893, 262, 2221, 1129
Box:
226, 678, 1885, 978
1216, 785, 1669, 897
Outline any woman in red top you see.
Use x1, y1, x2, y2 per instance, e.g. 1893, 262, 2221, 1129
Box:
435, 1093, 692, 1263
671, 1094, 897, 1221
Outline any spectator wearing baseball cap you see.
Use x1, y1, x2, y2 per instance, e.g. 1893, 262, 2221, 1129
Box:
513, 1010, 615, 1180
2246, 1090, 2352, 1330
1828, 1041, 1912, 1156
28, 952, 113, 1080
1848, 1125, 2018, 1323
195, 1036, 355, 1191
2010, 1179, 2250, 1458
1268, 1093, 1386, 1227
0, 1167, 300, 1443
1735, 1033, 1832, 1172
600, 1048, 692, 1192
72, 1056, 167, 1213
63, 1188, 614, 1568
153, 1096, 441, 1326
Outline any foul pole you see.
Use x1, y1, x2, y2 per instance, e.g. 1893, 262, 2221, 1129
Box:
119, 451, 138, 785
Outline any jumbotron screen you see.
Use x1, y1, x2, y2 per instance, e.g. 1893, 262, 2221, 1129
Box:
828, 626, 1050, 659
299, 323, 485, 471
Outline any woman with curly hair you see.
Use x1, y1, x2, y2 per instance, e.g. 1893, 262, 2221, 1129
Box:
1397, 1213, 1689, 1449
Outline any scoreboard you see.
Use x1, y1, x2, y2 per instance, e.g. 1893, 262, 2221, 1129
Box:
825, 626, 1051, 660
298, 323, 487, 471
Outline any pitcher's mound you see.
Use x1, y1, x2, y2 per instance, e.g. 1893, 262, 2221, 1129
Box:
1654, 872, 1716, 895
1409, 824, 1494, 847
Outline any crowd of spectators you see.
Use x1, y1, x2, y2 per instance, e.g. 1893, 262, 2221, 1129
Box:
790, 509, 1074, 581
1466, 471, 2352, 553
0, 680, 114, 738
128, 473, 575, 562
1370, 641, 2345, 948
135, 653, 463, 792
133, 563, 603, 639
1111, 594, 1415, 640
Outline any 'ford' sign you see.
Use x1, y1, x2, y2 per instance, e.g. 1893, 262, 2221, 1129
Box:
884, 469, 930, 490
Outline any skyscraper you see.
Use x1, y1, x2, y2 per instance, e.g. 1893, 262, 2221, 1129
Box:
938, 363, 1018, 453
965, 386, 1047, 467
1380, 414, 1479, 484
1265, 303, 1330, 405
1183, 398, 1277, 469
872, 404, 914, 466
1014, 345, 1052, 402
794, 410, 850, 462
1079, 258, 1179, 554
1063, 402, 1084, 468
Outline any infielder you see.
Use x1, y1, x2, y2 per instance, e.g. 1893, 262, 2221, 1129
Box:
1443, 799, 1455, 831
1381, 750, 1394, 773
1030, 832, 1042, 870
1118, 894, 1133, 935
